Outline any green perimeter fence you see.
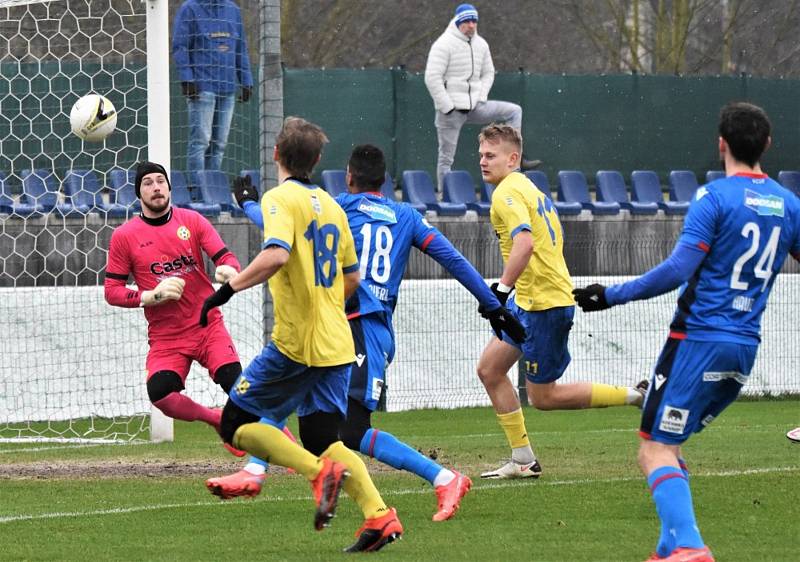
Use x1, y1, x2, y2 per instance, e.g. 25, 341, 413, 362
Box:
0, 65, 798, 190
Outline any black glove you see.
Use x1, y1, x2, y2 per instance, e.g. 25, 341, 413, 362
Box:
240, 86, 252, 102
478, 282, 513, 316
231, 175, 259, 208
200, 282, 235, 326
572, 284, 610, 312
181, 81, 199, 101
490, 282, 511, 307
483, 306, 526, 344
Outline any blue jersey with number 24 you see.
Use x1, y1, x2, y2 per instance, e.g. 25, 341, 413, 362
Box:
674, 173, 800, 344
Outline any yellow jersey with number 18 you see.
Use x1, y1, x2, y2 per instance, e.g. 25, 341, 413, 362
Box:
490, 171, 574, 311
261, 179, 358, 366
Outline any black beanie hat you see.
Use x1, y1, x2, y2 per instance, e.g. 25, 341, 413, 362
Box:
134, 161, 171, 199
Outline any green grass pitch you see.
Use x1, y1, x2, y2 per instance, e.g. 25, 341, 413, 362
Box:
1, 401, 798, 561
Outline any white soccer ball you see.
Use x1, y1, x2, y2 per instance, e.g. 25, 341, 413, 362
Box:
70, 93, 117, 142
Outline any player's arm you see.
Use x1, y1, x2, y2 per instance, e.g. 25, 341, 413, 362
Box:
491, 190, 535, 305
196, 215, 242, 283
340, 211, 360, 300
574, 190, 718, 312
104, 230, 140, 308
199, 245, 288, 326
343, 270, 360, 300
420, 231, 500, 310
417, 224, 524, 343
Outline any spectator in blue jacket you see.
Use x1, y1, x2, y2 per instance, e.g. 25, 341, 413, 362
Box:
172, 0, 253, 180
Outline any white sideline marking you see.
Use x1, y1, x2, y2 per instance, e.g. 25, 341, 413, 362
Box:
401, 423, 789, 440
0, 465, 797, 525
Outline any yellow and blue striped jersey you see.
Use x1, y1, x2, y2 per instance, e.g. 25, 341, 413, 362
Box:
490, 171, 574, 311
261, 179, 359, 366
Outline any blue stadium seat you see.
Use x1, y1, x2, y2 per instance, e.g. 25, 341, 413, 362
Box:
443, 170, 489, 215
481, 181, 495, 203
402, 170, 466, 216
778, 170, 800, 198
557, 170, 619, 215
170, 170, 221, 216
63, 169, 105, 214
705, 170, 725, 183
630, 170, 688, 215
380, 172, 397, 201
596, 170, 658, 215
21, 169, 76, 216
0, 172, 15, 214
194, 170, 243, 216
321, 169, 347, 197
526, 170, 580, 215
668, 170, 699, 203
107, 169, 141, 217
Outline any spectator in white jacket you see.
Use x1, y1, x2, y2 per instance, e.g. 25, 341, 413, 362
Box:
425, 3, 540, 190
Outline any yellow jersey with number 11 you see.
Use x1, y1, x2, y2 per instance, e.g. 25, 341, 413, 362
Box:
490, 171, 574, 311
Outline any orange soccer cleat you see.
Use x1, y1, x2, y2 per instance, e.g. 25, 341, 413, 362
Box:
344, 507, 403, 552
310, 458, 350, 531
644, 546, 714, 562
432, 471, 472, 522
206, 469, 265, 500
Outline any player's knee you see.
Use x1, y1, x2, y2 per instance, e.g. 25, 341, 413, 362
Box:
298, 412, 342, 456
213, 362, 242, 394
220, 400, 258, 444
340, 416, 370, 451
146, 371, 184, 403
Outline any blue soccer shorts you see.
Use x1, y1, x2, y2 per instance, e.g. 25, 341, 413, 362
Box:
640, 337, 757, 445
229, 342, 352, 424
348, 313, 395, 411
500, 300, 574, 384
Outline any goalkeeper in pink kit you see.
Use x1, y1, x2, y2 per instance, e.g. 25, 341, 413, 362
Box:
104, 161, 250, 454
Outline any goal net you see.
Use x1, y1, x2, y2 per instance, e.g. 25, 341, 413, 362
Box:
0, 0, 263, 443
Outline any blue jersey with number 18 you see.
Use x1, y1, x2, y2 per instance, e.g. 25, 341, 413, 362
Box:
673, 173, 800, 344
335, 192, 440, 318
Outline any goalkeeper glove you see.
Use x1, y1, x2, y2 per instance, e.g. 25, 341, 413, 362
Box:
572, 284, 610, 312
231, 175, 259, 208
214, 264, 238, 284
200, 281, 235, 327
141, 277, 185, 307
482, 306, 526, 344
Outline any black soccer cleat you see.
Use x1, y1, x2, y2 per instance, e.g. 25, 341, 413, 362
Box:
344, 507, 403, 553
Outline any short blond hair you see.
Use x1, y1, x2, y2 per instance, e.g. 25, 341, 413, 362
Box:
478, 123, 523, 153
275, 116, 329, 178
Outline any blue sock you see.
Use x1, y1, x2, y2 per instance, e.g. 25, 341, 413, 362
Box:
655, 458, 690, 555
359, 428, 443, 485
648, 466, 704, 554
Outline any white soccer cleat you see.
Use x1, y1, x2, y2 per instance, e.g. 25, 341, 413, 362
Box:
787, 427, 800, 443
480, 459, 542, 479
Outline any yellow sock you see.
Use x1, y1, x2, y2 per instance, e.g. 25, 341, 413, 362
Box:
496, 408, 530, 449
322, 441, 387, 520
234, 422, 322, 479
589, 383, 629, 407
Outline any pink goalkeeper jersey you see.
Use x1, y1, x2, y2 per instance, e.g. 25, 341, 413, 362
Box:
104, 207, 240, 340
